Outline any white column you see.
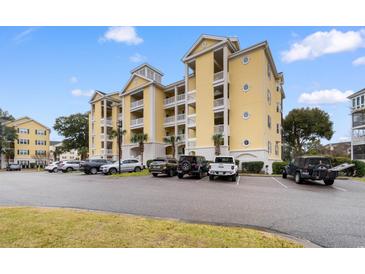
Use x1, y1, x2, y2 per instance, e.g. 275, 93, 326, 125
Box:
174, 86, 178, 137
184, 64, 189, 153
103, 99, 107, 158
150, 85, 155, 143
223, 46, 229, 147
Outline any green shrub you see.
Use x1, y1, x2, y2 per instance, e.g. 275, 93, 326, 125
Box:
330, 157, 351, 167
352, 160, 365, 177
272, 161, 288, 174
241, 161, 264, 174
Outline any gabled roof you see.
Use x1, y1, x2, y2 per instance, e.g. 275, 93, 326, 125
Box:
182, 34, 239, 62
120, 73, 154, 95
5, 116, 51, 131
89, 90, 120, 103
347, 88, 365, 99
130, 63, 164, 76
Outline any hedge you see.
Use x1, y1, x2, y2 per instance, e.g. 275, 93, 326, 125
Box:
272, 161, 288, 174
330, 157, 351, 167
241, 161, 264, 174
352, 160, 365, 177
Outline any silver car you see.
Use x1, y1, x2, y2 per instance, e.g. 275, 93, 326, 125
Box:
58, 161, 81, 173
101, 159, 143, 175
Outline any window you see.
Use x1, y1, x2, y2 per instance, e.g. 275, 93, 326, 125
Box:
353, 98, 356, 108
35, 140, 46, 145
243, 84, 249, 92
276, 103, 281, 112
242, 56, 249, 65
275, 143, 279, 155
35, 150, 46, 156
35, 129, 46, 135
276, 85, 280, 92
243, 139, 250, 146
243, 112, 250, 120
268, 141, 272, 154
277, 124, 280, 134
18, 149, 29, 155
268, 115, 271, 128
357, 97, 360, 107
19, 128, 29, 134
18, 139, 29, 145
362, 95, 364, 106
267, 89, 271, 105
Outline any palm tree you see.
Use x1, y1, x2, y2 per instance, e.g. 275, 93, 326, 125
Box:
130, 133, 148, 164
212, 133, 224, 156
109, 128, 127, 160
163, 135, 181, 158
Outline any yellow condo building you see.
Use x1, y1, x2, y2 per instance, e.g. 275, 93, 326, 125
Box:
89, 34, 285, 172
5, 117, 50, 168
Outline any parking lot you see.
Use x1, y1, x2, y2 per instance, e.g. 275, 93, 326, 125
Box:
0, 171, 365, 247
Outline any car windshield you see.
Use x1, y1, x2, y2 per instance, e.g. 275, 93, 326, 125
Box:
179, 156, 197, 163
152, 159, 166, 163
215, 157, 234, 163
306, 158, 331, 166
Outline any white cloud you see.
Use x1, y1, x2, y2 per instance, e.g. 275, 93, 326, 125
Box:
352, 56, 365, 66
129, 53, 147, 63
100, 27, 143, 45
69, 76, 78, 83
339, 136, 351, 142
71, 89, 94, 97
282, 29, 365, 63
14, 27, 38, 43
298, 89, 354, 104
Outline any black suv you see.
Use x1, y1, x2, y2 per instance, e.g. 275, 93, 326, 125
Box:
149, 158, 178, 177
282, 156, 336, 185
177, 155, 208, 179
80, 159, 112, 175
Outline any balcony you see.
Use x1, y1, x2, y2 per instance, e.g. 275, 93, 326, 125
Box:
353, 136, 365, 145
214, 124, 224, 134
101, 118, 113, 126
213, 71, 224, 82
177, 94, 186, 103
176, 113, 185, 123
131, 99, 144, 110
118, 113, 123, 120
213, 98, 224, 108
187, 115, 196, 127
164, 96, 175, 107
177, 134, 185, 142
187, 92, 196, 103
101, 149, 113, 155
188, 139, 196, 148
130, 118, 144, 128
164, 116, 175, 125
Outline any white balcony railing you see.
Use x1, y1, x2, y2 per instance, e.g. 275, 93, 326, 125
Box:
353, 136, 365, 145
214, 98, 224, 108
101, 149, 113, 155
164, 96, 175, 106
164, 116, 175, 124
100, 133, 105, 140
176, 113, 185, 122
188, 139, 196, 148
107, 149, 113, 155
177, 94, 185, 102
131, 99, 144, 110
101, 118, 113, 126
187, 92, 196, 103
187, 115, 196, 126
214, 124, 224, 134
131, 118, 144, 127
177, 134, 185, 142
214, 71, 224, 82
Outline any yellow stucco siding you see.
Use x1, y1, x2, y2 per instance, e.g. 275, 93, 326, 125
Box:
154, 85, 165, 143
195, 51, 214, 147
228, 49, 266, 151
123, 95, 131, 145
188, 76, 196, 91
143, 87, 151, 142
190, 38, 221, 56
124, 75, 150, 93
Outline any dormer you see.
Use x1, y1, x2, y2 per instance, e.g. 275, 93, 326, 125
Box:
130, 63, 164, 83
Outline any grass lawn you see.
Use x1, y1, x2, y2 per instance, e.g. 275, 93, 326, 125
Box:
352, 177, 365, 183
0, 207, 302, 248
111, 169, 150, 177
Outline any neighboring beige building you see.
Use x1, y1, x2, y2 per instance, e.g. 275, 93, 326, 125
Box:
5, 117, 50, 168
89, 34, 285, 172
49, 141, 80, 162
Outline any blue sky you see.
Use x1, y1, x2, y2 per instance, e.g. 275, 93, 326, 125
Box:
0, 26, 364, 142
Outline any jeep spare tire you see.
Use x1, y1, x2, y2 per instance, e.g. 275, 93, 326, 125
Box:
181, 161, 191, 172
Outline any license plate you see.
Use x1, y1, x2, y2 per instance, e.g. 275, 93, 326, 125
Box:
219, 165, 224, 168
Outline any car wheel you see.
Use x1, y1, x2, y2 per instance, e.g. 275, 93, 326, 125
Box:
196, 171, 203, 179
282, 172, 287, 179
231, 174, 237, 182
178, 173, 184, 179
324, 179, 334, 185
109, 168, 117, 175
168, 169, 174, 177
152, 173, 158, 177
66, 167, 73, 172
209, 175, 215, 181
295, 172, 303, 184
90, 167, 98, 175
134, 167, 141, 172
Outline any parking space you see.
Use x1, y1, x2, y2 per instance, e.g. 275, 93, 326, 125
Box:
0, 171, 365, 247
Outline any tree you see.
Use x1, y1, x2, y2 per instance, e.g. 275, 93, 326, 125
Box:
163, 135, 181, 158
0, 109, 17, 167
212, 133, 224, 156
109, 128, 127, 159
130, 133, 148, 164
53, 113, 89, 160
283, 107, 334, 157
53, 146, 64, 161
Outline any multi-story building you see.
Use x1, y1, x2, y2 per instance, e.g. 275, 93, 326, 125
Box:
348, 88, 365, 161
49, 141, 80, 162
89, 34, 285, 172
5, 117, 50, 168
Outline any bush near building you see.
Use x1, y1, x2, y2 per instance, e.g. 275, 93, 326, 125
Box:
330, 156, 351, 167
272, 161, 288, 174
352, 160, 365, 177
241, 161, 264, 174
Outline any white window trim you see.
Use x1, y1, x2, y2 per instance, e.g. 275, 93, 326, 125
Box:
243, 84, 250, 92
242, 139, 250, 147
242, 112, 250, 120
242, 55, 250, 65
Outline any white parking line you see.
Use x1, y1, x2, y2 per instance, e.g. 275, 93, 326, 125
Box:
237, 176, 240, 185
332, 186, 347, 192
271, 177, 288, 189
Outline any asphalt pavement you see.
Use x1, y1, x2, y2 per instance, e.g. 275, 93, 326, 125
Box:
0, 171, 365, 247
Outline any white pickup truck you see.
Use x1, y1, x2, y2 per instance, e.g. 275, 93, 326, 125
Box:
209, 156, 239, 181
